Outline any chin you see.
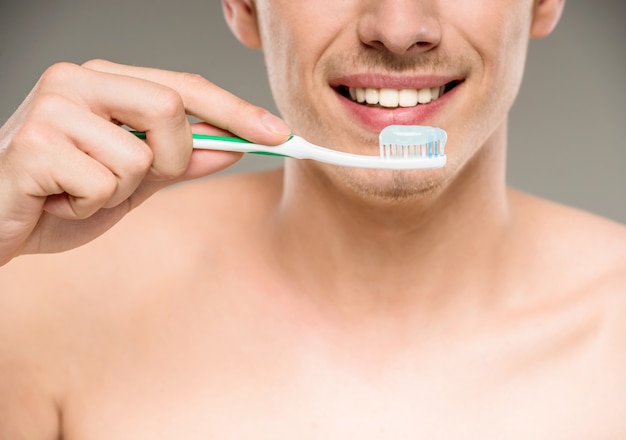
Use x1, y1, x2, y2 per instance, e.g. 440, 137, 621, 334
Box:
328, 166, 449, 203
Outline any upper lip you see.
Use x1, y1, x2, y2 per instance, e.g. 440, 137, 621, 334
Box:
328, 73, 464, 91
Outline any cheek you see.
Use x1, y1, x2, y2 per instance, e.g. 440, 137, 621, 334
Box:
256, 8, 312, 122
256, 1, 353, 125
449, 1, 532, 109
259, 28, 314, 129
490, 11, 532, 117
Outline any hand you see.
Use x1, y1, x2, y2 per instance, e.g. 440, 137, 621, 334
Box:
0, 59, 290, 266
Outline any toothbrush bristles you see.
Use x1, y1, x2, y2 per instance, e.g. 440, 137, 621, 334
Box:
379, 140, 443, 159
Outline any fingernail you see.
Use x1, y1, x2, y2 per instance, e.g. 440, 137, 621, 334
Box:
262, 112, 291, 137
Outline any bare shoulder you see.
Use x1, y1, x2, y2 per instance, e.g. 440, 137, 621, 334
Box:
0, 167, 284, 344
508, 188, 626, 345
509, 188, 626, 276
0, 169, 283, 436
0, 168, 285, 347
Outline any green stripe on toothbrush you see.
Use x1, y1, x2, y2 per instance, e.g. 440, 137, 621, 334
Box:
248, 151, 289, 157
192, 133, 289, 157
130, 131, 290, 158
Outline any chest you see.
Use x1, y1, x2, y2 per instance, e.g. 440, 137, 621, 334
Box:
60, 303, 626, 440
65, 366, 626, 439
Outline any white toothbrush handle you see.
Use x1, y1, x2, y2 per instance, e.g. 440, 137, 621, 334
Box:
192, 134, 446, 169
190, 133, 297, 158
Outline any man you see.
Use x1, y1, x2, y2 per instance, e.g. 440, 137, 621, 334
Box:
1, 0, 625, 438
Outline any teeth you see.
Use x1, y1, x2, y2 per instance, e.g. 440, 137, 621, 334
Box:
365, 88, 379, 104
417, 87, 432, 104
356, 87, 365, 103
379, 88, 399, 107
398, 89, 418, 107
347, 85, 445, 108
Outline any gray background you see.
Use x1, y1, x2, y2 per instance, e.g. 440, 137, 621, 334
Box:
1, 0, 624, 223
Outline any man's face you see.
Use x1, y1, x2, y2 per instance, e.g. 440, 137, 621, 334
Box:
248, 0, 537, 199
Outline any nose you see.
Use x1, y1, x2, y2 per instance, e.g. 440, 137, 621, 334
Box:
358, 0, 442, 55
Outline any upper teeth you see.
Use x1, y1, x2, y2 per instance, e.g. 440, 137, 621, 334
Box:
348, 86, 444, 108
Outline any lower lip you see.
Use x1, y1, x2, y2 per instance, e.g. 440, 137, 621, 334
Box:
335, 86, 457, 132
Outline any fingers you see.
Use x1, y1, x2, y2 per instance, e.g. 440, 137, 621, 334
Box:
9, 60, 287, 218
0, 59, 286, 260
8, 117, 120, 220
36, 62, 193, 181
37, 97, 157, 210
5, 66, 184, 221
16, 60, 285, 216
81, 59, 292, 145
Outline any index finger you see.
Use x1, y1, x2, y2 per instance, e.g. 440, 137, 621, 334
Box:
82, 59, 291, 145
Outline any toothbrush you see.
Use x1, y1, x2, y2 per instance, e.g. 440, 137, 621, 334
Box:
132, 125, 446, 170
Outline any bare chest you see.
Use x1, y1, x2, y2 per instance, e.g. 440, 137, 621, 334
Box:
60, 290, 626, 440
63, 357, 626, 439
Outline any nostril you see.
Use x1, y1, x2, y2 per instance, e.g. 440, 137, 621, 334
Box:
357, 8, 442, 56
367, 37, 436, 56
415, 41, 434, 49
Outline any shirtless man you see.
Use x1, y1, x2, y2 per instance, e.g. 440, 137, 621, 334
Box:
1, 0, 625, 438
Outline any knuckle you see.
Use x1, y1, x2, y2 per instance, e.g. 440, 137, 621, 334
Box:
11, 120, 42, 148
90, 171, 118, 204
150, 150, 190, 180
80, 58, 111, 71
150, 87, 185, 121
12, 119, 55, 151
126, 144, 154, 177
30, 92, 71, 118
179, 71, 210, 89
246, 104, 269, 121
38, 62, 80, 88
70, 202, 97, 220
69, 172, 118, 219
170, 161, 190, 178
151, 162, 187, 181
10, 94, 71, 148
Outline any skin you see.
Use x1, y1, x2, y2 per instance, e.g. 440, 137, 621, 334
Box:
1, 0, 625, 438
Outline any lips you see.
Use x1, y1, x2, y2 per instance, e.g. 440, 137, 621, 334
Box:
330, 77, 462, 130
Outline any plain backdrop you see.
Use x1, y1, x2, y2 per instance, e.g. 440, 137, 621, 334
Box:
1, 0, 624, 223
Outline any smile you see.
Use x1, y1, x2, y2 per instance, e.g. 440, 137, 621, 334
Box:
337, 81, 461, 108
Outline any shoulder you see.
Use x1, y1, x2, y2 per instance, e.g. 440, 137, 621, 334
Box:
509, 188, 626, 276
508, 190, 626, 364
0, 169, 284, 433
0, 168, 285, 328
0, 168, 284, 350
509, 188, 626, 331
509, 188, 626, 316
125, 167, 284, 241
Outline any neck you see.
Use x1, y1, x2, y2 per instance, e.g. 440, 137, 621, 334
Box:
269, 125, 512, 320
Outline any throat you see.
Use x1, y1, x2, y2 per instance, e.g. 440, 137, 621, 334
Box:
272, 190, 457, 305
272, 154, 512, 313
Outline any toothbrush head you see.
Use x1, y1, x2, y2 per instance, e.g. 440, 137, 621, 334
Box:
379, 125, 446, 161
